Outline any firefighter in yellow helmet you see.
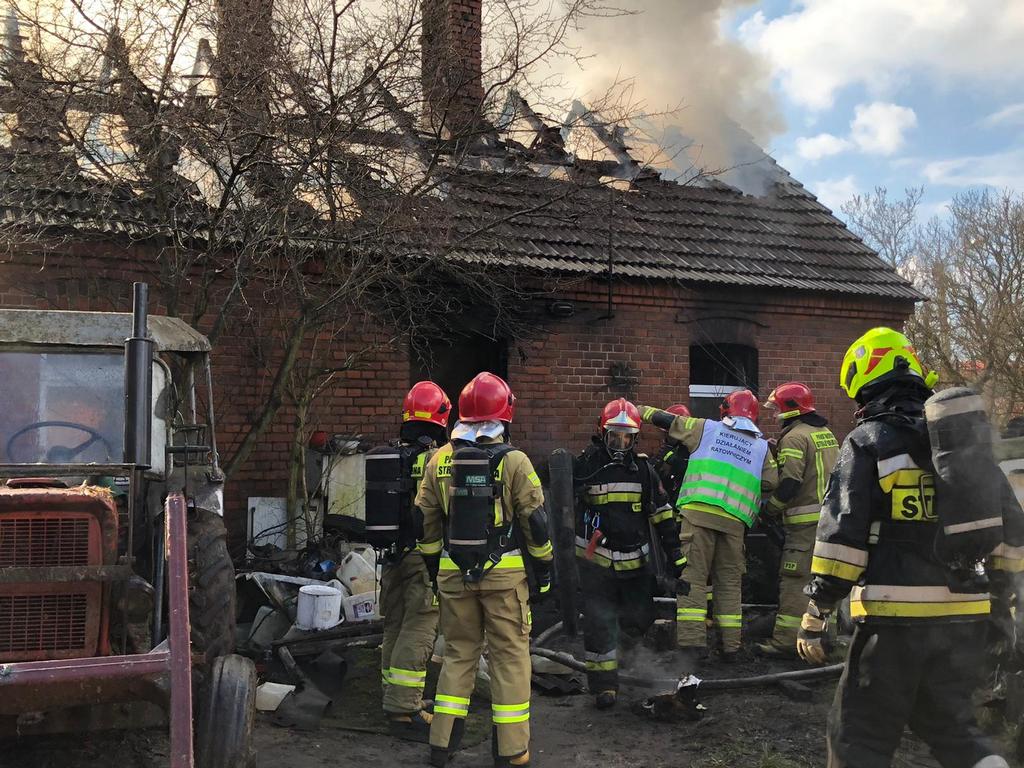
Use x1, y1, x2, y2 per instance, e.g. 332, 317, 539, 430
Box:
800, 327, 1013, 767
755, 383, 839, 658
416, 373, 552, 768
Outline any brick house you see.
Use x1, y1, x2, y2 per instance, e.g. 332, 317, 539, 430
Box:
0, 0, 919, 540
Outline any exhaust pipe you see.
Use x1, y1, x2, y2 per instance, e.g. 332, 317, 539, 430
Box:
124, 282, 154, 468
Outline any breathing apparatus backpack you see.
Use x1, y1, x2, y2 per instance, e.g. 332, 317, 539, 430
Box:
364, 440, 430, 558
924, 387, 1006, 566
446, 442, 517, 583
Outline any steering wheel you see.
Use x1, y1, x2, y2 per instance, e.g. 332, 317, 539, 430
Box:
5, 421, 115, 464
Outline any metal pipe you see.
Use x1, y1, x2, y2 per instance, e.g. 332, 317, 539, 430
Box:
165, 493, 195, 768
204, 355, 223, 479
123, 282, 154, 468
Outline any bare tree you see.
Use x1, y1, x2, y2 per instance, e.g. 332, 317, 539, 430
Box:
842, 185, 925, 270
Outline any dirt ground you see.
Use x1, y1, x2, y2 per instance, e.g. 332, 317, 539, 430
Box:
3, 643, 1015, 768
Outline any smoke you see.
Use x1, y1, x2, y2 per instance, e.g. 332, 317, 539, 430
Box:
565, 0, 786, 195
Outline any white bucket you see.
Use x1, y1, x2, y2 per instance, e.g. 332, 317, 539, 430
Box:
296, 582, 343, 630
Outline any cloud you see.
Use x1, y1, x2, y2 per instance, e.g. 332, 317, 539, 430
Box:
982, 103, 1024, 128
850, 102, 917, 155
795, 132, 851, 161
792, 101, 915, 163
922, 148, 1024, 190
811, 175, 859, 213
739, 1, 1024, 110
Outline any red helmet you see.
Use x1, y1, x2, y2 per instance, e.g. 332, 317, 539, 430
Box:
458, 372, 515, 423
403, 381, 452, 428
666, 403, 691, 419
599, 398, 642, 434
765, 382, 815, 419
720, 389, 759, 421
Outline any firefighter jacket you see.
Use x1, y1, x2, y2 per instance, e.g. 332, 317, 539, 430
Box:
765, 416, 839, 528
807, 396, 1024, 624
415, 438, 552, 591
573, 440, 682, 575
652, 439, 690, 503
650, 413, 778, 534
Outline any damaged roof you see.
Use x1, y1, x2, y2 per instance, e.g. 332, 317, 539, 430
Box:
0, 309, 212, 352
442, 168, 921, 300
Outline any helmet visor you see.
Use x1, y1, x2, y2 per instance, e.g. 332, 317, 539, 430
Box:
604, 428, 636, 453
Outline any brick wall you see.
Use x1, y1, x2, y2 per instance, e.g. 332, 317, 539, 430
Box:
0, 246, 914, 540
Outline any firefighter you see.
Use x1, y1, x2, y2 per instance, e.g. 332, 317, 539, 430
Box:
369, 381, 450, 741
755, 383, 839, 659
638, 391, 778, 662
416, 372, 551, 768
651, 403, 692, 502
574, 398, 685, 709
799, 327, 1014, 768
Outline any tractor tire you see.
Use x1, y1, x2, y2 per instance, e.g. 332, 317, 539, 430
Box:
195, 653, 257, 768
188, 508, 236, 668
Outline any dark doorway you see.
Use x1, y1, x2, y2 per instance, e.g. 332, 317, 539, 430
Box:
411, 335, 508, 423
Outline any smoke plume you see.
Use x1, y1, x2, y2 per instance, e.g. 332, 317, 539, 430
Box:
567, 0, 786, 195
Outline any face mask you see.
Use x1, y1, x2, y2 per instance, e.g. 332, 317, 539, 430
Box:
604, 429, 636, 455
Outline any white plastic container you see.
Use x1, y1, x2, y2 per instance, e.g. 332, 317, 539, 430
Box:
342, 590, 379, 622
337, 549, 377, 596
295, 581, 343, 630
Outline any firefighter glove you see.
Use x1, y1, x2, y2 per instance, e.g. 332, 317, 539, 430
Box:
423, 553, 440, 591
675, 576, 691, 597
531, 561, 552, 603
796, 601, 830, 665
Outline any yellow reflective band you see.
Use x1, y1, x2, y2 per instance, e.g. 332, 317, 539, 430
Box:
386, 668, 427, 688
587, 492, 643, 505
435, 694, 470, 717
414, 410, 433, 419
651, 508, 674, 524
418, 539, 443, 555
774, 614, 802, 628
677, 608, 707, 622
439, 554, 525, 571
786, 512, 821, 525
716, 614, 742, 628
492, 702, 530, 724
674, 555, 688, 567
585, 659, 618, 671
990, 555, 1024, 573
707, 592, 713, 601
779, 409, 802, 419
851, 599, 990, 619
685, 417, 698, 429
811, 556, 865, 582
779, 448, 804, 459
641, 406, 657, 421
528, 541, 553, 558
539, 583, 551, 593
527, 471, 541, 487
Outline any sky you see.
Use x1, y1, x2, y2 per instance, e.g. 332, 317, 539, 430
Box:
563, 0, 1024, 219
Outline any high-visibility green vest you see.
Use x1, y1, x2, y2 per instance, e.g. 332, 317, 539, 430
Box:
677, 420, 769, 527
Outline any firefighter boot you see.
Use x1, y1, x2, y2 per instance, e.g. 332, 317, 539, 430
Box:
595, 690, 617, 710
388, 709, 433, 743
494, 750, 530, 767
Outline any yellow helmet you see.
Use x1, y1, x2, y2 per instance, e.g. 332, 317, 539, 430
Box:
840, 327, 938, 400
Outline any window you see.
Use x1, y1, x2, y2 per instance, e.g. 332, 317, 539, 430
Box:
688, 343, 758, 419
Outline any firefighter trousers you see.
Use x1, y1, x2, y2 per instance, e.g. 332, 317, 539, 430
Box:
828, 621, 1002, 768
770, 524, 816, 649
579, 559, 656, 692
677, 519, 744, 651
430, 581, 532, 759
380, 553, 439, 715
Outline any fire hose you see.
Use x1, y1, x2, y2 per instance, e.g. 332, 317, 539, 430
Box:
530, 621, 844, 690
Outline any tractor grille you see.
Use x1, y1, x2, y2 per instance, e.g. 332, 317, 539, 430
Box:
0, 517, 91, 567
0, 593, 89, 653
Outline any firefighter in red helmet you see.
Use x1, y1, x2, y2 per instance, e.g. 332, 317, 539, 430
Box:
652, 403, 692, 502
638, 389, 777, 663
368, 381, 450, 740
573, 398, 684, 709
755, 383, 839, 659
416, 372, 551, 767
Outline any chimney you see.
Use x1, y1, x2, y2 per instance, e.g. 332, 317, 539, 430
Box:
421, 0, 484, 140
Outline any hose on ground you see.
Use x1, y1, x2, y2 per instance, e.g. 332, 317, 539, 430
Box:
529, 646, 843, 689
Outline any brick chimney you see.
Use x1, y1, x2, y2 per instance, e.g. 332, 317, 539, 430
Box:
421, 0, 484, 140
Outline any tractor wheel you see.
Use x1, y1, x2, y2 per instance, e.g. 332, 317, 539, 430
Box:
188, 508, 237, 667
195, 653, 257, 768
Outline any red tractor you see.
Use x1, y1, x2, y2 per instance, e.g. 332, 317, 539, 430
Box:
0, 284, 255, 767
